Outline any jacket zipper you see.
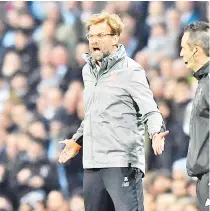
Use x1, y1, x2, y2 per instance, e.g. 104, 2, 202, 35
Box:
91, 65, 109, 165
95, 79, 98, 86
91, 67, 99, 164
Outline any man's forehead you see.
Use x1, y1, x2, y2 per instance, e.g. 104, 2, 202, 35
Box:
181, 32, 190, 44
89, 22, 111, 34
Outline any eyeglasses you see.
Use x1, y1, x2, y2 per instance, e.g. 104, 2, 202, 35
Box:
86, 33, 115, 41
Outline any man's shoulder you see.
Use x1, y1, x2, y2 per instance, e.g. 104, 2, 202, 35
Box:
125, 56, 144, 72
82, 64, 91, 75
82, 63, 89, 71
200, 73, 210, 93
118, 56, 146, 82
200, 73, 210, 87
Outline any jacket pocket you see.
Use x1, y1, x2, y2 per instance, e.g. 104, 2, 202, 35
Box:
113, 124, 135, 151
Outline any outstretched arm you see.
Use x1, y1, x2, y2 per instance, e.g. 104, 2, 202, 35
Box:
127, 67, 169, 155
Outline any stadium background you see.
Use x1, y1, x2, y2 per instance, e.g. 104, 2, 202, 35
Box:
0, 1, 209, 211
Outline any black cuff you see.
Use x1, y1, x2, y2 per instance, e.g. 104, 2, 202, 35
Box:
160, 121, 166, 133
76, 136, 83, 147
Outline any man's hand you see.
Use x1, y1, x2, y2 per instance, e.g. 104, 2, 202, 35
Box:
152, 131, 169, 155
58, 139, 81, 163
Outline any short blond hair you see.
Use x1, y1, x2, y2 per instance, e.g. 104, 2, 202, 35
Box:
85, 11, 124, 36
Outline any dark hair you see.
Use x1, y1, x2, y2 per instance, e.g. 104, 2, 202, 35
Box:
184, 21, 209, 56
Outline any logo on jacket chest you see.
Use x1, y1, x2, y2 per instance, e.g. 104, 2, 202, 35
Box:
109, 72, 118, 86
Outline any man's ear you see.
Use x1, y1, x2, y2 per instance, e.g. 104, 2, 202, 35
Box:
112, 35, 119, 46
194, 46, 198, 54
196, 46, 206, 56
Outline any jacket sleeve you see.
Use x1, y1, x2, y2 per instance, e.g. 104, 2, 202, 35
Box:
72, 120, 84, 146
127, 67, 165, 138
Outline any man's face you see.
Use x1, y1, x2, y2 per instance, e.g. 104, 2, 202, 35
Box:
27, 141, 44, 160
88, 22, 116, 62
180, 32, 196, 70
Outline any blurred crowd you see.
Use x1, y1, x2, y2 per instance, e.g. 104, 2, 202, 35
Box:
0, 1, 209, 211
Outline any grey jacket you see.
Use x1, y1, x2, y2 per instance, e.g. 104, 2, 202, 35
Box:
72, 45, 165, 174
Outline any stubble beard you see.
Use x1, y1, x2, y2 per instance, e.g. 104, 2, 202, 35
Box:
91, 50, 110, 63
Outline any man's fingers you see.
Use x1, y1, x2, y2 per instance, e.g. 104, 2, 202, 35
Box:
153, 145, 158, 155
60, 155, 68, 163
58, 141, 81, 163
59, 154, 66, 163
59, 140, 66, 144
157, 147, 162, 155
153, 139, 165, 155
159, 145, 163, 154
158, 146, 161, 154
157, 146, 162, 155
59, 155, 68, 163
58, 150, 74, 163
58, 150, 67, 163
58, 155, 64, 163
59, 150, 67, 159
158, 141, 164, 155
160, 138, 165, 152
154, 148, 157, 155
161, 131, 169, 137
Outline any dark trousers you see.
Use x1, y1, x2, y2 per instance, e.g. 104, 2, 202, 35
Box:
197, 172, 210, 211
83, 167, 144, 211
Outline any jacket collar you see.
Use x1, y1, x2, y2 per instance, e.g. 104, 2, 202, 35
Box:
193, 61, 209, 80
82, 44, 126, 70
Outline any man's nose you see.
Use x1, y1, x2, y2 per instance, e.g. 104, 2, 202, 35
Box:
89, 35, 97, 42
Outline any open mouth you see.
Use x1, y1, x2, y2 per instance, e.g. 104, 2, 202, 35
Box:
93, 47, 101, 52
